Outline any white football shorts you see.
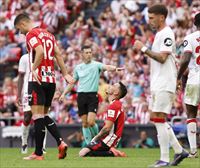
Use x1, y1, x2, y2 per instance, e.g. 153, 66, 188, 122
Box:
184, 84, 200, 106
149, 91, 175, 114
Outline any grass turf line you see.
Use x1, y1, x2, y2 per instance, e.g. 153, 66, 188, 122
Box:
0, 148, 199, 168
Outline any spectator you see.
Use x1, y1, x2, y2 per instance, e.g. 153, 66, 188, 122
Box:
133, 131, 154, 148
66, 131, 86, 147
0, 37, 10, 64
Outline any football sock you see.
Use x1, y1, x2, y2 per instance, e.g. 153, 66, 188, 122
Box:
155, 122, 170, 162
34, 118, 45, 156
187, 119, 197, 153
82, 127, 92, 145
44, 115, 62, 146
86, 151, 114, 157
21, 122, 30, 146
165, 122, 182, 154
90, 123, 99, 137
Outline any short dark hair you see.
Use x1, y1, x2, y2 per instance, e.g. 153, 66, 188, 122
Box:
148, 4, 168, 18
14, 13, 30, 26
118, 82, 127, 99
81, 45, 91, 51
194, 12, 200, 27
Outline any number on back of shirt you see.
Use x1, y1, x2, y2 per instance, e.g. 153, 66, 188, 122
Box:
42, 39, 54, 60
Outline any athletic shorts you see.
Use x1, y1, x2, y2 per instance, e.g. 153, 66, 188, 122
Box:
22, 93, 31, 112
28, 82, 56, 107
184, 84, 200, 106
149, 91, 175, 114
77, 92, 98, 116
87, 140, 110, 151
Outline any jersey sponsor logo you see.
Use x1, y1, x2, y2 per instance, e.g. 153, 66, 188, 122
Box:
108, 109, 115, 117
41, 71, 54, 77
164, 38, 172, 46
183, 40, 188, 47
29, 37, 38, 47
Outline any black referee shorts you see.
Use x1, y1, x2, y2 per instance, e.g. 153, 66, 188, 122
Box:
77, 92, 98, 116
28, 82, 56, 107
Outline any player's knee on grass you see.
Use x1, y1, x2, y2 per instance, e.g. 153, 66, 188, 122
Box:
24, 111, 32, 125
79, 148, 91, 157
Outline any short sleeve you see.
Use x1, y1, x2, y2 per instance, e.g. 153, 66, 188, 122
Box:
73, 66, 79, 81
183, 36, 192, 53
18, 56, 26, 73
26, 32, 42, 49
94, 61, 103, 71
160, 30, 174, 53
106, 101, 120, 122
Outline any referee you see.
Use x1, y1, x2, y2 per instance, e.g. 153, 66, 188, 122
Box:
59, 45, 124, 144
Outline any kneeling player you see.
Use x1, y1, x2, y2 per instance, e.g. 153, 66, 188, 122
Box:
79, 82, 127, 157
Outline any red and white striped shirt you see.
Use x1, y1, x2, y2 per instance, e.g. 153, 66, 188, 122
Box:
26, 27, 56, 83
102, 100, 125, 147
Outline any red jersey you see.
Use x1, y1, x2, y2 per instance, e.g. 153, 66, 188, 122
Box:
102, 100, 125, 147
26, 27, 56, 83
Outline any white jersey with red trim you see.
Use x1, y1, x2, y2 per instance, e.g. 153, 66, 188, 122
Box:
183, 31, 200, 84
18, 54, 29, 96
102, 100, 125, 147
26, 27, 56, 83
151, 26, 177, 93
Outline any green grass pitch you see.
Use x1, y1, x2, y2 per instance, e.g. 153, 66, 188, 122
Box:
0, 148, 199, 168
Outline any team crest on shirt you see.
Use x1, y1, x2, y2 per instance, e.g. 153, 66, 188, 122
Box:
183, 40, 188, 47
164, 38, 172, 46
29, 37, 38, 47
108, 110, 115, 117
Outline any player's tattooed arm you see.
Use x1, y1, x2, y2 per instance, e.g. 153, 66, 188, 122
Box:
92, 120, 113, 142
92, 127, 110, 142
177, 52, 192, 80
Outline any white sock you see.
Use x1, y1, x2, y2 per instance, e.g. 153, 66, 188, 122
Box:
155, 122, 170, 162
21, 123, 30, 146
43, 127, 47, 149
187, 119, 197, 153
165, 122, 182, 154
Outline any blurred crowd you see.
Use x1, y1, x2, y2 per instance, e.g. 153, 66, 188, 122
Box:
0, 0, 200, 126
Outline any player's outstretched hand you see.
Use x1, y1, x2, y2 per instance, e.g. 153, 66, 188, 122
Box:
133, 40, 144, 51
64, 74, 75, 84
32, 70, 41, 85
